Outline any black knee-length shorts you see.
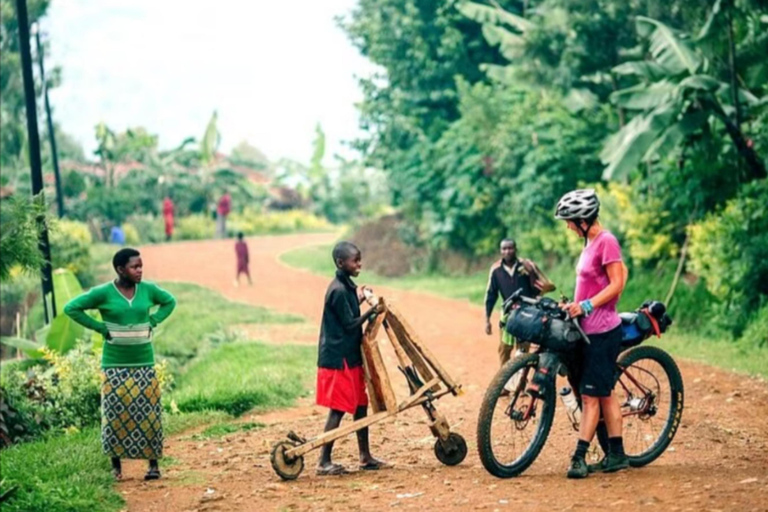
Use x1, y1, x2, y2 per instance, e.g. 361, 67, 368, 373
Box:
572, 325, 623, 397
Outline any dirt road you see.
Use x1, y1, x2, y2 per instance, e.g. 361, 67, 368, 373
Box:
122, 234, 768, 511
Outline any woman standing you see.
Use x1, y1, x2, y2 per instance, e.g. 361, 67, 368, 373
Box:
554, 189, 629, 479
64, 248, 176, 480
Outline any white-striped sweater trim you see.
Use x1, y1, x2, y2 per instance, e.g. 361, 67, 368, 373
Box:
104, 322, 152, 346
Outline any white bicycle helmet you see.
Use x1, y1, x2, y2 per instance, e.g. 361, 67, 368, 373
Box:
555, 189, 600, 221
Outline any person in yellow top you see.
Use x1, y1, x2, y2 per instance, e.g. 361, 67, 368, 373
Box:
65, 248, 176, 481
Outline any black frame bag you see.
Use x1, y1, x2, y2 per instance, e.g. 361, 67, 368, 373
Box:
506, 306, 549, 344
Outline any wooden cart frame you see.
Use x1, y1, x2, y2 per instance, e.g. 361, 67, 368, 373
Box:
270, 296, 466, 480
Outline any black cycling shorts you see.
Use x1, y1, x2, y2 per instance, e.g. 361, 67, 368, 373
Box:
577, 325, 623, 397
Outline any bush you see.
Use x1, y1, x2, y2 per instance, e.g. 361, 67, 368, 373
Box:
121, 222, 141, 245
50, 219, 94, 286
688, 180, 768, 332
175, 214, 215, 240
0, 195, 46, 282
123, 214, 165, 244
740, 304, 768, 350
0, 343, 175, 444
227, 209, 332, 236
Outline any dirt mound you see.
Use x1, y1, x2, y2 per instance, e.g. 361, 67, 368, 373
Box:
351, 215, 495, 277
350, 214, 425, 277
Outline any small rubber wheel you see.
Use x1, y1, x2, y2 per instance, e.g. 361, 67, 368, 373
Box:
270, 441, 305, 480
434, 433, 468, 466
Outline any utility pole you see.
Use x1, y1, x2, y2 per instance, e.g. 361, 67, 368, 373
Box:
32, 22, 65, 218
16, 0, 57, 321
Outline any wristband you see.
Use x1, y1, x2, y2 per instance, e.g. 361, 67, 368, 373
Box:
579, 299, 594, 316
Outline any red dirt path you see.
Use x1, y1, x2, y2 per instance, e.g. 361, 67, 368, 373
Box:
120, 234, 768, 512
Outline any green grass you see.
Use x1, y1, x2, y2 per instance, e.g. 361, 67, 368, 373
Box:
171, 341, 316, 416
0, 428, 124, 512
191, 421, 265, 440
153, 282, 302, 365
282, 243, 767, 378
164, 410, 233, 436
649, 333, 768, 377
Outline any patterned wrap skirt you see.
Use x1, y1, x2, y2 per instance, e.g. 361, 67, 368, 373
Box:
101, 366, 163, 459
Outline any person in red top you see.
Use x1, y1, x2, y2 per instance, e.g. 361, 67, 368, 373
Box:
162, 196, 175, 241
216, 192, 232, 239
234, 232, 252, 286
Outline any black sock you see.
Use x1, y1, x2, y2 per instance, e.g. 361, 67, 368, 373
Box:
573, 439, 590, 459
608, 437, 625, 457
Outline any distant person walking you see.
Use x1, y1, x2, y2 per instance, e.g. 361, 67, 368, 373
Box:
162, 196, 175, 241
64, 248, 176, 481
235, 232, 252, 286
216, 191, 231, 238
109, 224, 125, 245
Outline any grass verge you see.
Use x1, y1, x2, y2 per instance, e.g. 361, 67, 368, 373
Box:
0, 428, 124, 512
171, 341, 316, 416
191, 421, 265, 440
152, 282, 301, 365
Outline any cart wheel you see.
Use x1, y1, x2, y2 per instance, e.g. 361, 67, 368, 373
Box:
270, 441, 305, 480
434, 433, 467, 466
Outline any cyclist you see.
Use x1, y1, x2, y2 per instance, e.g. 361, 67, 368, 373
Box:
554, 189, 629, 479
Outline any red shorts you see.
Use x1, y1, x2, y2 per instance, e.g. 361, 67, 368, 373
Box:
316, 360, 368, 414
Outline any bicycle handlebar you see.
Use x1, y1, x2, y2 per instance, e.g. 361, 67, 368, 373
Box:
503, 288, 591, 345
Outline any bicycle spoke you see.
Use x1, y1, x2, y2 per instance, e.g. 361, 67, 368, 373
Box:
489, 369, 540, 466
618, 357, 672, 458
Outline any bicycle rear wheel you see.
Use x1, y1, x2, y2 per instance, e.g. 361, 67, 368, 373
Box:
477, 353, 557, 478
596, 345, 684, 467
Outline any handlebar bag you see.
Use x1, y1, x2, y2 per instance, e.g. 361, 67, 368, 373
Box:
506, 306, 549, 344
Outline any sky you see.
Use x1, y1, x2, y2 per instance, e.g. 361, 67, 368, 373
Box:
41, 0, 380, 164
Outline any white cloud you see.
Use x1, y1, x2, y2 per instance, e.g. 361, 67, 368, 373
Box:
42, 0, 380, 164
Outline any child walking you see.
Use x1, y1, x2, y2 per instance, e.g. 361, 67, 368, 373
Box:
234, 232, 252, 286
315, 241, 390, 475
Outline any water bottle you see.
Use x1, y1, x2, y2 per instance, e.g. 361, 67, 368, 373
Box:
559, 387, 581, 431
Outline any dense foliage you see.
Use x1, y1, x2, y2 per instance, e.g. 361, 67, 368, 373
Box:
342, 0, 768, 335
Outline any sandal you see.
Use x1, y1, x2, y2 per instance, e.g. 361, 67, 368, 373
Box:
316, 463, 348, 476
359, 459, 393, 471
112, 468, 123, 481
144, 467, 161, 481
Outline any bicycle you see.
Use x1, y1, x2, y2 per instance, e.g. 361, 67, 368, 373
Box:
477, 290, 684, 478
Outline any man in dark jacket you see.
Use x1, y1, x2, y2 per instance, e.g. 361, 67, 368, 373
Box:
485, 239, 555, 367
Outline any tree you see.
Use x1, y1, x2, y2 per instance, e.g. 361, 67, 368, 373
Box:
230, 140, 269, 171
0, 0, 52, 170
0, 195, 46, 282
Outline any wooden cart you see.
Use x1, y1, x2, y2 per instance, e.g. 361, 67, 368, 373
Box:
270, 294, 466, 480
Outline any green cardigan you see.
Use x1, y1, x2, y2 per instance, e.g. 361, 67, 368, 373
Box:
64, 281, 176, 368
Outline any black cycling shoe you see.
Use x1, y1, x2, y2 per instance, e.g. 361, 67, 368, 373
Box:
567, 456, 589, 479
587, 452, 630, 474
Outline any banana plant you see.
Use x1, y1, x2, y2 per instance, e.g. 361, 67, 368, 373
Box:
601, 15, 766, 182
0, 268, 94, 357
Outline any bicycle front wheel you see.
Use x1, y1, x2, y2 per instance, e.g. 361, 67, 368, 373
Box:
596, 345, 684, 467
477, 353, 556, 478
